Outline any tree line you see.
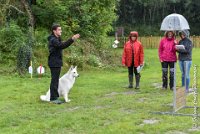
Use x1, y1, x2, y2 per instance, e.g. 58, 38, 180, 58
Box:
1, 0, 200, 37
117, 0, 200, 35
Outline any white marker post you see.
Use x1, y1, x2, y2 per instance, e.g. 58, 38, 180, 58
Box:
37, 64, 45, 78
28, 61, 33, 79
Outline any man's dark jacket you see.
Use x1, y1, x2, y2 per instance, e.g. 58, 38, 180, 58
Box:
48, 34, 74, 67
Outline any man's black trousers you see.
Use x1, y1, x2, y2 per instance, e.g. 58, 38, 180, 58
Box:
50, 67, 61, 101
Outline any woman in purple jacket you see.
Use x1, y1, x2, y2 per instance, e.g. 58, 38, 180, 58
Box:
158, 31, 177, 90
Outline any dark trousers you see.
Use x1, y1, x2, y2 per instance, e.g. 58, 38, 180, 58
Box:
128, 66, 139, 76
161, 62, 175, 89
128, 65, 141, 88
50, 67, 61, 100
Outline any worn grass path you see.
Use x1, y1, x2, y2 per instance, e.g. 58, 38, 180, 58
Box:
0, 49, 200, 134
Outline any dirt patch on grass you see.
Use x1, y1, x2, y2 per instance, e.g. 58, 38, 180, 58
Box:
165, 131, 187, 134
120, 108, 134, 114
138, 98, 148, 102
103, 120, 112, 126
122, 91, 137, 95
68, 106, 80, 111
105, 92, 120, 97
152, 82, 162, 89
94, 105, 110, 109
105, 91, 136, 97
143, 119, 159, 124
140, 119, 159, 126
188, 127, 200, 132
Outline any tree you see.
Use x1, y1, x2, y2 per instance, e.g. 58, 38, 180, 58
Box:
0, 0, 34, 74
1, 0, 119, 72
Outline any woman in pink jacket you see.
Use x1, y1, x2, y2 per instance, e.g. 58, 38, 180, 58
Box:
158, 31, 177, 90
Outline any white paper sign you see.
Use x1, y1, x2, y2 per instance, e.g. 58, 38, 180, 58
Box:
137, 65, 144, 73
37, 66, 45, 74
176, 45, 185, 50
112, 40, 119, 48
28, 66, 33, 74
114, 40, 119, 44
112, 44, 118, 48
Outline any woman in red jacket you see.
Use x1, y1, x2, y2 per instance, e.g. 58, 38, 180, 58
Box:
122, 31, 144, 89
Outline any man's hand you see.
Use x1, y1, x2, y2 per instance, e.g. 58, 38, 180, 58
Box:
72, 34, 80, 40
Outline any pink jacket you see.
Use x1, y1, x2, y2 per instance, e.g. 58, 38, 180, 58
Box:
158, 37, 177, 62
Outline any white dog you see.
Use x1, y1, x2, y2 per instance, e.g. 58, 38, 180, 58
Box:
40, 66, 79, 102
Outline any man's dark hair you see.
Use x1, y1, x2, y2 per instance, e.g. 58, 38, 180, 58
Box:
51, 23, 60, 34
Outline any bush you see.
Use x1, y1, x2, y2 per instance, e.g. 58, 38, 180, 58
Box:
0, 22, 35, 75
65, 53, 84, 68
16, 45, 32, 75
34, 27, 49, 47
0, 22, 26, 64
87, 55, 102, 67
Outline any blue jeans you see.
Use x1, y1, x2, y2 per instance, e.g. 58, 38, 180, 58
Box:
179, 61, 192, 91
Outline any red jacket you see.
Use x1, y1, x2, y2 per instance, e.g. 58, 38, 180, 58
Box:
122, 31, 144, 67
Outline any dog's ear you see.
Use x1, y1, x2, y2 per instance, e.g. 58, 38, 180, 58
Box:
70, 65, 74, 70
74, 66, 77, 69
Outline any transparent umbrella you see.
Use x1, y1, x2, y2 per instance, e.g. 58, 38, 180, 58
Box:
160, 13, 190, 31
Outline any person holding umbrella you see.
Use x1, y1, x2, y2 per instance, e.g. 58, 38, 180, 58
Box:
160, 13, 191, 91
176, 30, 192, 93
122, 31, 144, 89
158, 31, 177, 90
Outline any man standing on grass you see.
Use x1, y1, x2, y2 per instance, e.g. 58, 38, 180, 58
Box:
48, 23, 80, 104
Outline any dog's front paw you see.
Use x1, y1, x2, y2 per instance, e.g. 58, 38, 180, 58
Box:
65, 99, 71, 103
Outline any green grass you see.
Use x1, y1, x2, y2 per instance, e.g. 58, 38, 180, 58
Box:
0, 48, 200, 134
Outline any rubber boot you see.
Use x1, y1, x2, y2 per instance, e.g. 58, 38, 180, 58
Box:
162, 69, 168, 89
128, 75, 133, 88
135, 74, 140, 89
169, 69, 174, 90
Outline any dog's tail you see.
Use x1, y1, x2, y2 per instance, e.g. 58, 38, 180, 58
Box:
40, 95, 49, 101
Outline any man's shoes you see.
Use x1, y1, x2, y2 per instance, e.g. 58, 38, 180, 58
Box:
50, 99, 64, 104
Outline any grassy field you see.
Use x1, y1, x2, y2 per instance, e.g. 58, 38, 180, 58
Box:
0, 48, 200, 134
